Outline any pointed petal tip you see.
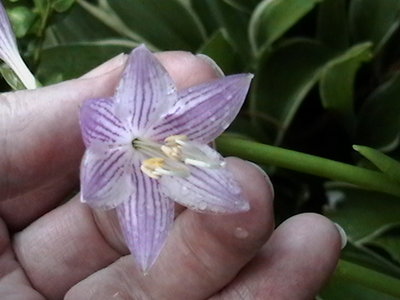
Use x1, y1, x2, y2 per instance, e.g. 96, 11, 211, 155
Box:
130, 44, 152, 56
137, 257, 157, 274
236, 72, 254, 84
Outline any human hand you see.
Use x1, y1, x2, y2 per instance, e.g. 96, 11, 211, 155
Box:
0, 52, 343, 299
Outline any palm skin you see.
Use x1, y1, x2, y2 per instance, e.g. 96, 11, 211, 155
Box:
0, 51, 341, 300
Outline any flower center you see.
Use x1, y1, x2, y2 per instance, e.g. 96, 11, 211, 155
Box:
133, 135, 224, 179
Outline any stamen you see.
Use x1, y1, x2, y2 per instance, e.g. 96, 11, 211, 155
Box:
140, 156, 190, 179
165, 135, 188, 145
140, 157, 165, 179
161, 145, 182, 160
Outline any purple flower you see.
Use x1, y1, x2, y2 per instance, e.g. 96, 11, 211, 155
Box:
79, 45, 253, 271
0, 0, 36, 89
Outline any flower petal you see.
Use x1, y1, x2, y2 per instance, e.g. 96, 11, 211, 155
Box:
117, 170, 174, 272
160, 163, 250, 214
0, 2, 36, 89
149, 74, 253, 143
115, 45, 177, 134
80, 98, 131, 149
80, 147, 134, 209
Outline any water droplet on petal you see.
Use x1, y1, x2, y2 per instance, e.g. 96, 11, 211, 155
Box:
199, 202, 207, 210
181, 185, 190, 196
234, 227, 249, 239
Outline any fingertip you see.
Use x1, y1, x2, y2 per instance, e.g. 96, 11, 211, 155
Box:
155, 51, 221, 90
282, 213, 343, 254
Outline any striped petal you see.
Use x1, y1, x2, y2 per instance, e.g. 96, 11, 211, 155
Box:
80, 97, 131, 149
80, 147, 134, 209
160, 162, 250, 214
149, 74, 253, 144
0, 2, 36, 89
117, 166, 174, 272
114, 45, 177, 135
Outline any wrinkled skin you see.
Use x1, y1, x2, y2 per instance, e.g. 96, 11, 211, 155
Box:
0, 52, 341, 300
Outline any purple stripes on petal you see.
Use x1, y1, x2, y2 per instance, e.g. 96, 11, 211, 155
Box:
114, 45, 177, 135
80, 97, 131, 148
149, 74, 253, 144
160, 164, 250, 214
80, 147, 134, 209
116, 163, 174, 272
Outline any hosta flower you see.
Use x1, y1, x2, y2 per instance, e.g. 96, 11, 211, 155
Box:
80, 45, 253, 271
0, 0, 36, 89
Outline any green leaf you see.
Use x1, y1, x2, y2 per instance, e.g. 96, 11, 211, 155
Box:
7, 6, 37, 37
342, 242, 400, 278
353, 145, 400, 183
321, 274, 399, 300
250, 39, 336, 144
36, 40, 133, 84
189, 0, 220, 35
52, 0, 75, 12
356, 72, 400, 151
106, 0, 205, 51
44, 3, 122, 46
249, 0, 322, 55
369, 227, 400, 264
349, 0, 400, 52
198, 30, 241, 75
222, 0, 259, 13
324, 184, 400, 242
316, 0, 348, 49
203, 0, 251, 62
319, 42, 372, 118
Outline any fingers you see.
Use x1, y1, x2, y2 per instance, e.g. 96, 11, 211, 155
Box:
0, 172, 78, 232
0, 218, 45, 300
12, 198, 122, 299
215, 213, 342, 300
64, 158, 274, 300
12, 159, 274, 299
0, 51, 219, 200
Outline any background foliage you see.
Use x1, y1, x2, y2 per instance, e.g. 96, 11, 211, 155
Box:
2, 0, 400, 298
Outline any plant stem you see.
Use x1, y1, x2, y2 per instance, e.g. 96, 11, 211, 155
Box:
336, 260, 400, 297
216, 136, 400, 197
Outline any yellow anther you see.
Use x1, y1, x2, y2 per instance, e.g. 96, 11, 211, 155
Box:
164, 135, 188, 145
140, 157, 165, 179
142, 157, 165, 168
161, 145, 182, 160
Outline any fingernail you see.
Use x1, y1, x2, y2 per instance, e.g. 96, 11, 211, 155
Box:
196, 54, 225, 77
246, 161, 274, 198
334, 223, 347, 249
81, 53, 128, 79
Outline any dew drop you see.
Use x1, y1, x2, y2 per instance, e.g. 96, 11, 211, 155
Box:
181, 185, 190, 196
234, 227, 249, 239
199, 202, 207, 210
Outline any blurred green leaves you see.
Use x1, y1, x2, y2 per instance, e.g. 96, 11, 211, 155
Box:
249, 0, 321, 55
350, 0, 400, 52
250, 39, 336, 143
320, 43, 372, 120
